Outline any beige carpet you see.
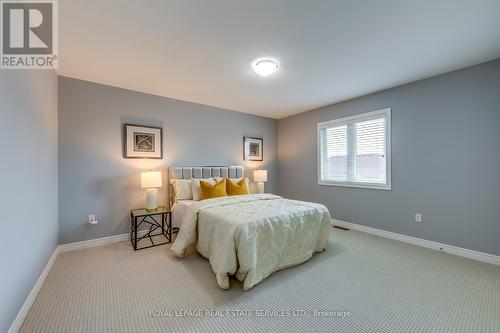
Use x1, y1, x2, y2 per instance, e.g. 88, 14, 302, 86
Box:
21, 228, 500, 333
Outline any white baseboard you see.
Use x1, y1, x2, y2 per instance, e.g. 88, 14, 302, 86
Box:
9, 230, 154, 332
58, 233, 130, 253
58, 229, 152, 253
333, 219, 500, 266
7, 246, 59, 333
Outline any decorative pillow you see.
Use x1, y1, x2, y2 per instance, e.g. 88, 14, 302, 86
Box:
215, 177, 250, 192
191, 178, 216, 201
226, 178, 250, 196
172, 179, 193, 200
200, 179, 227, 200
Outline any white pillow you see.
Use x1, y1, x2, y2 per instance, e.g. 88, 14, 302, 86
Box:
172, 179, 193, 200
191, 178, 216, 201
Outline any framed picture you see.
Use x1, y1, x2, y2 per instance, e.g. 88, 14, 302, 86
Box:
243, 136, 263, 161
123, 124, 163, 159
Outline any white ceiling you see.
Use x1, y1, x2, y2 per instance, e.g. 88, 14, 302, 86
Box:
59, 0, 500, 119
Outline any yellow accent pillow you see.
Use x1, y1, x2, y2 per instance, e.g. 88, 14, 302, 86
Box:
226, 178, 250, 196
200, 179, 227, 200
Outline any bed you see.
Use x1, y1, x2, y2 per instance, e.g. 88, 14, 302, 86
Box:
169, 166, 332, 290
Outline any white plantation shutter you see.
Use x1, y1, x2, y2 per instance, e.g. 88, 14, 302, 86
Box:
320, 125, 347, 181
318, 108, 391, 190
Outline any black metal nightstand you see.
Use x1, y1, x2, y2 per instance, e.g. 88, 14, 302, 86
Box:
130, 207, 177, 250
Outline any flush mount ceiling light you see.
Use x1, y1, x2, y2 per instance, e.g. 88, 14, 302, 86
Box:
251, 58, 279, 77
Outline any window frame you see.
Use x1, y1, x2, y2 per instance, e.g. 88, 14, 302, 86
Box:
317, 108, 392, 190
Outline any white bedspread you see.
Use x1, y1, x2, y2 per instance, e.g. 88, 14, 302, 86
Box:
171, 194, 331, 290
171, 200, 196, 228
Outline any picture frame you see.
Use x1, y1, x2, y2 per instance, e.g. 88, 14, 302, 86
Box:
243, 136, 263, 161
123, 124, 163, 159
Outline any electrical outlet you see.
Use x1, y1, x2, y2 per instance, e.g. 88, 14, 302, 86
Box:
88, 215, 95, 223
415, 213, 422, 223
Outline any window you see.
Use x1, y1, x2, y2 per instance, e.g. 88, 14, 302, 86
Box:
317, 108, 391, 190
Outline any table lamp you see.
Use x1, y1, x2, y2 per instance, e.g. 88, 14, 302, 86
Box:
254, 169, 268, 194
141, 171, 162, 210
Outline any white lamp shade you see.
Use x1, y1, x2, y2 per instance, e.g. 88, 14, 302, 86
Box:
254, 169, 268, 182
141, 171, 162, 188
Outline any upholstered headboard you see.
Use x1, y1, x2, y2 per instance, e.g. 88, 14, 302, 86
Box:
169, 166, 244, 180
169, 166, 245, 207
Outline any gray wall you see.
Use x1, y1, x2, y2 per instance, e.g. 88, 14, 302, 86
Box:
0, 70, 58, 332
58, 77, 278, 244
278, 59, 500, 256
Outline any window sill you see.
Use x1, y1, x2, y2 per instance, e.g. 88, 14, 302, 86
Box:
318, 180, 391, 191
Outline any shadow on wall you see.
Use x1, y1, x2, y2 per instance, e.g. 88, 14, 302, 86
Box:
90, 168, 169, 239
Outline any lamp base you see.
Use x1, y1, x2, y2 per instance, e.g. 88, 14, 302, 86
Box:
145, 188, 158, 210
256, 182, 265, 194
